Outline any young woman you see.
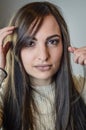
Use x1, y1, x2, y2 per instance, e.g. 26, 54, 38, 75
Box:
0, 1, 86, 130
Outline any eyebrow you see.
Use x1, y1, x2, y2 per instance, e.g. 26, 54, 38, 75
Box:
32, 34, 61, 41
46, 34, 61, 41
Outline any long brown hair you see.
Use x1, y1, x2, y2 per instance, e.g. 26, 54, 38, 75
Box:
3, 1, 86, 130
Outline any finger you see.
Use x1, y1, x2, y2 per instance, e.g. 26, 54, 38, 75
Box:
68, 46, 77, 53
84, 59, 86, 65
3, 42, 11, 56
74, 50, 86, 56
77, 57, 84, 65
0, 30, 13, 45
0, 26, 15, 35
74, 53, 86, 65
0, 26, 16, 45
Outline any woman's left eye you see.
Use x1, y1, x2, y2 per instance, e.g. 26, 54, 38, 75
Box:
48, 39, 59, 46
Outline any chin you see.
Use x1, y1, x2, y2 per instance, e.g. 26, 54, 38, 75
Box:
34, 74, 53, 80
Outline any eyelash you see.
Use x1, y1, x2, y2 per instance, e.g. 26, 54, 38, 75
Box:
24, 39, 60, 48
47, 39, 60, 46
29, 41, 35, 47
25, 41, 35, 47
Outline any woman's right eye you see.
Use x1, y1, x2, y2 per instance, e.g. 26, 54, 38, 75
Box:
28, 41, 35, 47
26, 40, 36, 47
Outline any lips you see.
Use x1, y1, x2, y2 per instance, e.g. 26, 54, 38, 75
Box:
34, 64, 52, 71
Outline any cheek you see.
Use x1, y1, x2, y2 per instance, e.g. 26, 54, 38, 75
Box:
52, 46, 63, 67
20, 50, 32, 67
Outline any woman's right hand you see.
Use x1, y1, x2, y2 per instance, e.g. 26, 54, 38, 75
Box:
0, 26, 15, 69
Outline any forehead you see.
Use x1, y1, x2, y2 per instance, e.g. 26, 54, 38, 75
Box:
34, 15, 61, 38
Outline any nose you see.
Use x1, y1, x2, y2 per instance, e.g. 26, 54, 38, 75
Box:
38, 45, 49, 62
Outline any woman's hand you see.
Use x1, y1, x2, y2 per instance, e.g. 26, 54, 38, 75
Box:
0, 26, 15, 69
68, 46, 86, 65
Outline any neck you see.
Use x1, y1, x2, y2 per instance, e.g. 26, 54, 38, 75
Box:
30, 77, 52, 86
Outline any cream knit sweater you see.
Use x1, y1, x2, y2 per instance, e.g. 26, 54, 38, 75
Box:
32, 82, 56, 130
0, 69, 86, 130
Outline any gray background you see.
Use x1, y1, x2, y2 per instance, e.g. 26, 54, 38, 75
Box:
0, 0, 86, 75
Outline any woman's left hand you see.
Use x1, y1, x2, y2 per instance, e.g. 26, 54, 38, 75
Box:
68, 46, 86, 65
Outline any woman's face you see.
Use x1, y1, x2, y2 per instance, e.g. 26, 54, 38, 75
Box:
21, 15, 63, 85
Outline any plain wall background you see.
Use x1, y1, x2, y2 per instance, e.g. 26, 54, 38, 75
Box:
0, 0, 86, 75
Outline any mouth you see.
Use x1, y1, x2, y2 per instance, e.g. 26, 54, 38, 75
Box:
34, 64, 52, 71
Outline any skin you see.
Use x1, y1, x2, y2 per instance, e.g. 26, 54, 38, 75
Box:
68, 46, 86, 64
0, 17, 86, 85
0, 26, 15, 68
21, 15, 63, 86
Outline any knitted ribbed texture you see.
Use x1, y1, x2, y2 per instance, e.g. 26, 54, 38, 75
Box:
32, 82, 56, 130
